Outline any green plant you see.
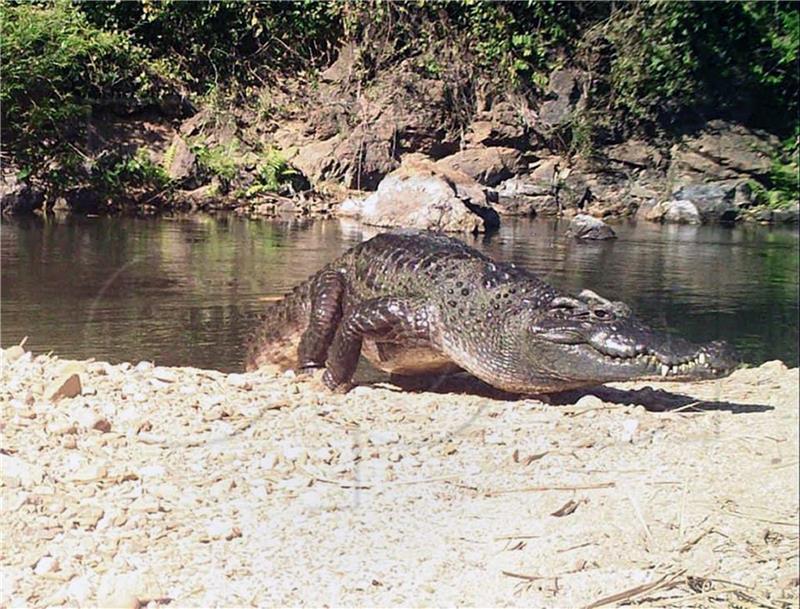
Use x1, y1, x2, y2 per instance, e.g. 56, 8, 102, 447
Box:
245, 149, 298, 197
95, 149, 170, 195
192, 140, 240, 182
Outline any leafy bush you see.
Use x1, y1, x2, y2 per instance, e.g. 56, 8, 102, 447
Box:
2, 0, 797, 199
0, 1, 155, 166
78, 0, 343, 88
95, 149, 170, 195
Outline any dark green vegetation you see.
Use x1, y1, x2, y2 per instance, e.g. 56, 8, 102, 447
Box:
1, 1, 798, 206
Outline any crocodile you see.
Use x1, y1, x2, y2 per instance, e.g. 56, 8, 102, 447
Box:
244, 230, 739, 393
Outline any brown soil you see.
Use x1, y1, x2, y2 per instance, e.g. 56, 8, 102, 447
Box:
1, 347, 798, 608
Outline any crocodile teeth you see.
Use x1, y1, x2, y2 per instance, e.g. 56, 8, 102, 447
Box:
661, 364, 669, 377
698, 353, 707, 364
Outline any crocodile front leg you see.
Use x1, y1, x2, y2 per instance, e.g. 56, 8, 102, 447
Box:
297, 270, 346, 369
323, 297, 433, 390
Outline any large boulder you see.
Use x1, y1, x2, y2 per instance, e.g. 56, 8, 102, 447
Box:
292, 137, 340, 186
337, 156, 499, 233
638, 199, 703, 224
670, 120, 779, 184
464, 98, 535, 148
436, 147, 523, 187
605, 139, 664, 169
165, 134, 196, 182
1, 173, 44, 215
536, 69, 586, 131
566, 214, 617, 240
494, 156, 563, 216
671, 183, 739, 223
332, 124, 400, 191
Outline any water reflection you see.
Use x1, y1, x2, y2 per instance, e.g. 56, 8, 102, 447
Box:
2, 214, 797, 371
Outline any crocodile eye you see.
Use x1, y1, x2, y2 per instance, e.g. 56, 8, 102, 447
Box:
592, 308, 614, 320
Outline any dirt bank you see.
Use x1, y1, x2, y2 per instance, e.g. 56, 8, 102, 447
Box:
1, 346, 798, 608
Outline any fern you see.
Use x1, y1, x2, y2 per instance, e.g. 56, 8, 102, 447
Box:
257, 149, 297, 193
162, 140, 178, 173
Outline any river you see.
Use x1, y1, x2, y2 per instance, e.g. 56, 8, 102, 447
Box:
2, 214, 798, 371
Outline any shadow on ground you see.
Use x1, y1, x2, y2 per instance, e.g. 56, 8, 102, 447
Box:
369, 370, 773, 415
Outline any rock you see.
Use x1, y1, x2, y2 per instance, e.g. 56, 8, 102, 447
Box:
177, 180, 221, 209
226, 373, 252, 389
68, 464, 108, 483
74, 505, 105, 529
1, 173, 45, 215
436, 147, 523, 187
67, 575, 93, 605
61, 187, 103, 214
292, 137, 340, 186
662, 200, 701, 224
45, 373, 82, 402
136, 464, 166, 479
258, 453, 280, 470
494, 157, 564, 216
1, 454, 45, 489
3, 345, 26, 362
574, 395, 604, 410
620, 419, 639, 443
96, 572, 148, 609
558, 169, 592, 211
605, 140, 663, 168
537, 69, 585, 130
670, 120, 779, 182
180, 109, 210, 137
152, 367, 178, 383
334, 124, 400, 191
281, 445, 306, 462
566, 214, 617, 240
70, 406, 109, 432
368, 430, 400, 446
671, 183, 739, 223
134, 361, 153, 373
464, 99, 534, 148
773, 205, 800, 224
165, 135, 196, 182
320, 42, 359, 83
338, 156, 499, 233
33, 556, 59, 575
205, 520, 238, 540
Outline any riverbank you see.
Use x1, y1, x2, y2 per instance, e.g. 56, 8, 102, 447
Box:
2, 4, 797, 228
2, 345, 797, 607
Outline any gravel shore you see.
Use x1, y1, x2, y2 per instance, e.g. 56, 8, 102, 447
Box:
2, 346, 798, 608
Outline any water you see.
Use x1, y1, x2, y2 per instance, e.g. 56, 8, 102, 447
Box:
2, 215, 798, 371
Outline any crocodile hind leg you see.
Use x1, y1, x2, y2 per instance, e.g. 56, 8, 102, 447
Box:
297, 270, 346, 370
323, 297, 433, 390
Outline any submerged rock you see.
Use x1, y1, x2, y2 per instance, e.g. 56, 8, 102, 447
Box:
0, 173, 45, 215
671, 183, 739, 223
662, 200, 701, 224
566, 214, 617, 240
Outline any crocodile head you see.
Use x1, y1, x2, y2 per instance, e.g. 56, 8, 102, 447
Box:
506, 289, 740, 393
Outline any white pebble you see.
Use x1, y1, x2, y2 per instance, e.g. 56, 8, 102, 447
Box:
368, 430, 400, 446
134, 361, 154, 373
621, 419, 639, 443
33, 556, 58, 575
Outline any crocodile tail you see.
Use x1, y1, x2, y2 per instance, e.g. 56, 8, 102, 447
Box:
243, 277, 314, 372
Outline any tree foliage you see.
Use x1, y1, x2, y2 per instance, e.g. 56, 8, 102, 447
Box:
1, 0, 797, 179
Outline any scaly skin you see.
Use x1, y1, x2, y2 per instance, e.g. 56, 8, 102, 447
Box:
245, 230, 740, 393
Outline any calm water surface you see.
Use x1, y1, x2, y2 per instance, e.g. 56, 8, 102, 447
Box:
2, 215, 798, 371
